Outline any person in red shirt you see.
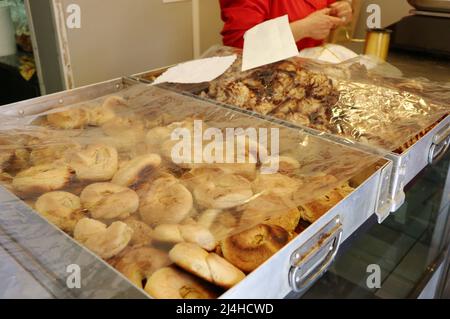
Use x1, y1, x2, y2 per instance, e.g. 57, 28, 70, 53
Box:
220, 0, 353, 50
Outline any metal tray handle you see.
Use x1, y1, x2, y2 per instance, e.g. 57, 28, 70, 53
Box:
429, 124, 450, 165
289, 217, 343, 293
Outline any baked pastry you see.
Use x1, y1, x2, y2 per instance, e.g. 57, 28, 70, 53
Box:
123, 217, 153, 247
145, 126, 172, 152
35, 191, 84, 233
74, 218, 133, 259
157, 119, 206, 169
299, 189, 344, 223
196, 141, 258, 181
0, 150, 14, 172
197, 209, 239, 239
152, 223, 216, 251
252, 173, 301, 198
86, 96, 126, 126
240, 194, 300, 232
30, 142, 81, 166
47, 107, 90, 129
169, 242, 245, 288
205, 60, 338, 134
272, 155, 301, 176
220, 224, 291, 273
8, 149, 30, 173
67, 144, 118, 182
12, 163, 74, 196
192, 172, 254, 209
145, 267, 218, 299
241, 194, 301, 233
139, 175, 193, 226
80, 183, 139, 220
112, 154, 161, 188
102, 117, 146, 150
336, 181, 355, 198
114, 247, 170, 288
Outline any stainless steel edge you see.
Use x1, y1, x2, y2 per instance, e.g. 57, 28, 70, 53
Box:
0, 77, 140, 118
0, 187, 149, 299
403, 117, 450, 186
374, 161, 394, 223
220, 161, 385, 299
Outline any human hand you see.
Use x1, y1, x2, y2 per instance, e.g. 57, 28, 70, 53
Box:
294, 8, 346, 40
329, 1, 353, 25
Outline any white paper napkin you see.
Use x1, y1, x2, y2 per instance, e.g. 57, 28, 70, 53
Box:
242, 15, 298, 71
152, 55, 237, 85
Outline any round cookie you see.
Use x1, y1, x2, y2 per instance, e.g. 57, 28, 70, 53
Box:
112, 154, 161, 188
67, 144, 118, 182
74, 218, 133, 259
145, 267, 218, 299
114, 247, 170, 288
139, 175, 193, 226
169, 242, 245, 289
12, 163, 74, 196
123, 217, 154, 247
35, 191, 84, 233
47, 107, 89, 129
80, 183, 139, 220
192, 172, 254, 209
220, 224, 291, 273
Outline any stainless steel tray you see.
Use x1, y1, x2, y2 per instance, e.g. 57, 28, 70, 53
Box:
132, 67, 450, 220
0, 78, 392, 299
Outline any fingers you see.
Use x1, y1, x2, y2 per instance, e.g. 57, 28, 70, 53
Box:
316, 7, 332, 15
328, 1, 353, 18
327, 15, 347, 27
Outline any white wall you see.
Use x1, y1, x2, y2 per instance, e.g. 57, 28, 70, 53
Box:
58, 0, 195, 87
199, 0, 222, 53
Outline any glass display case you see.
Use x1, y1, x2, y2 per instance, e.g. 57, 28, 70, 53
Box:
0, 49, 449, 299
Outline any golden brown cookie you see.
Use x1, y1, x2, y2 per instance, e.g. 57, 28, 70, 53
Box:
47, 107, 90, 129
220, 224, 291, 273
74, 218, 133, 259
35, 191, 84, 233
241, 194, 301, 233
114, 247, 170, 288
112, 154, 161, 188
139, 175, 193, 226
299, 189, 344, 223
252, 173, 301, 198
192, 172, 254, 209
145, 267, 218, 299
152, 223, 216, 251
123, 217, 153, 247
12, 163, 74, 196
30, 142, 81, 166
80, 183, 139, 220
169, 242, 245, 289
66, 144, 118, 182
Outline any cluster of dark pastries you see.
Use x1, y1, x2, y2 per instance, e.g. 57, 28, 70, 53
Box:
204, 60, 340, 133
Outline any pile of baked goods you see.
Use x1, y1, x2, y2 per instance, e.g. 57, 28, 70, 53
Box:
203, 60, 339, 133
0, 86, 366, 299
199, 57, 448, 153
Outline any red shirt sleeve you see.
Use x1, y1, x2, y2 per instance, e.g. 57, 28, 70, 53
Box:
219, 0, 270, 49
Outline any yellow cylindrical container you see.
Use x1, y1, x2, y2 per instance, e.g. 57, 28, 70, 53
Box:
364, 28, 392, 61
